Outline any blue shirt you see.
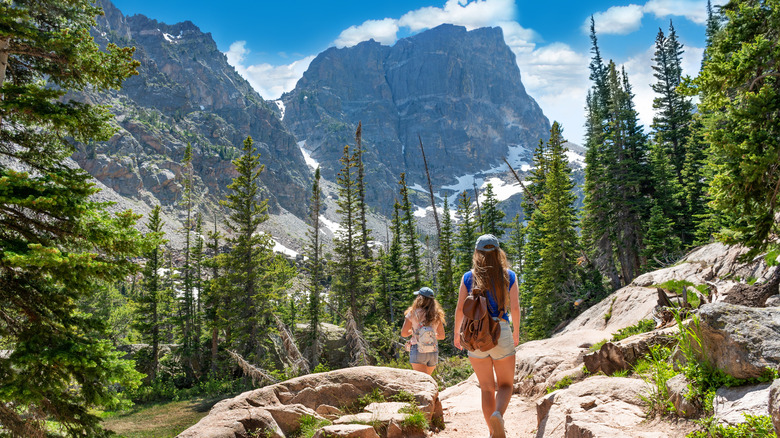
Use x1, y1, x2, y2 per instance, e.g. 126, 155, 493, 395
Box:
463, 269, 516, 322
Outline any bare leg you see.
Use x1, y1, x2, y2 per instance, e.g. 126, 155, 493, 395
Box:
411, 363, 436, 375
469, 356, 496, 433
493, 354, 516, 415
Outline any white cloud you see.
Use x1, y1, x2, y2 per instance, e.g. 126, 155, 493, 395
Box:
515, 43, 590, 143
225, 40, 248, 66
225, 41, 314, 100
643, 0, 708, 24
586, 0, 728, 35
586, 4, 645, 35
334, 18, 399, 48
398, 0, 517, 32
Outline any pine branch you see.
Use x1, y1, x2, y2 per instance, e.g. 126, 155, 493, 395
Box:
226, 350, 278, 386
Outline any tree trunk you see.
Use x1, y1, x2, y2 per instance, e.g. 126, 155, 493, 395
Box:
0, 37, 10, 129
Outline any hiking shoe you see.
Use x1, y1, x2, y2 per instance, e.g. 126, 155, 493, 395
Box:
489, 411, 505, 438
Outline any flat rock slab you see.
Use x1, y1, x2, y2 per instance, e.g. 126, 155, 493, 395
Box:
313, 424, 380, 438
536, 376, 649, 438
714, 383, 772, 426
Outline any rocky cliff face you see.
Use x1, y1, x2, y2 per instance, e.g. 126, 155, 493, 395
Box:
76, 0, 311, 218
282, 24, 550, 213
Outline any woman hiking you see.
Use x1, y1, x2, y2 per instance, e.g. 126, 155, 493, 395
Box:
454, 234, 520, 438
401, 286, 446, 375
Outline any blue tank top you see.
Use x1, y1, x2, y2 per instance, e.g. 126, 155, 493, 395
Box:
463, 269, 516, 322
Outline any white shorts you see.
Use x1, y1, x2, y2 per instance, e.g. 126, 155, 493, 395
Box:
467, 319, 515, 360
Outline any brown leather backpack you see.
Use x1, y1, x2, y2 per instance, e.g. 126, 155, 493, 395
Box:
459, 288, 501, 352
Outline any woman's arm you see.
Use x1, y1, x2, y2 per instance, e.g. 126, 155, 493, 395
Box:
509, 280, 521, 346
400, 314, 413, 338
435, 320, 445, 340
453, 276, 468, 350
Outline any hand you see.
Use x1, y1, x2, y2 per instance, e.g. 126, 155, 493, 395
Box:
513, 331, 520, 347
454, 335, 462, 350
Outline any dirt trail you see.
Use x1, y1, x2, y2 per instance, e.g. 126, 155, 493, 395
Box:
437, 376, 539, 438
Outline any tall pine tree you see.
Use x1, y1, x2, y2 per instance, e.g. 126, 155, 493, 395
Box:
133, 206, 167, 382
0, 0, 145, 434
306, 167, 324, 365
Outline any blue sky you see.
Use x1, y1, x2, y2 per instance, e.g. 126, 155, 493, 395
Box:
111, 0, 722, 145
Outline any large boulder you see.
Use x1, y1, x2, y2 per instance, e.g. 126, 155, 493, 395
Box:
770, 379, 780, 435
179, 367, 440, 438
713, 382, 772, 426
535, 376, 649, 438
696, 302, 780, 379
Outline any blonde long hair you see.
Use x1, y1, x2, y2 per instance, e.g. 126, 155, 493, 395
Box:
471, 248, 510, 312
405, 295, 446, 327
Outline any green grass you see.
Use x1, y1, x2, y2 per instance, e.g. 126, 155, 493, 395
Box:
400, 403, 429, 431
546, 376, 574, 393
653, 279, 706, 308
612, 319, 656, 342
290, 415, 332, 438
688, 414, 777, 438
101, 398, 219, 438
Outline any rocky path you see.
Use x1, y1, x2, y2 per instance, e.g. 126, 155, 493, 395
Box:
438, 376, 538, 438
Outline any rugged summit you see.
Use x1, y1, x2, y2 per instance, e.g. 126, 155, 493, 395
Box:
282, 24, 550, 213
77, 0, 311, 218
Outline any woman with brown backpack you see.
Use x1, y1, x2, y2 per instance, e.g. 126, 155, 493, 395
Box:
454, 234, 520, 438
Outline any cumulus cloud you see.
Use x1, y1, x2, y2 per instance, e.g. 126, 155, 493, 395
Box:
334, 18, 399, 48
586, 4, 645, 35
398, 0, 517, 32
585, 0, 728, 35
225, 41, 314, 100
515, 43, 591, 142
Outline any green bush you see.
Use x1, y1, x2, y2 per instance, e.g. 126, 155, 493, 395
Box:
612, 319, 656, 342
400, 403, 429, 431
546, 376, 574, 393
653, 279, 707, 308
290, 415, 331, 438
687, 414, 777, 438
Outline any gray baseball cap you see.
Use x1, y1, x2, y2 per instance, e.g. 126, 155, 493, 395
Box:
475, 234, 500, 251
414, 287, 435, 298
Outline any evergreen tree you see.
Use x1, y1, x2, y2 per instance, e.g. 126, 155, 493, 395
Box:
651, 22, 694, 184
306, 167, 324, 365
480, 183, 506, 238
332, 145, 372, 326
133, 206, 167, 382
179, 143, 197, 380
702, 0, 721, 67
0, 1, 145, 434
436, 196, 457, 330
217, 136, 275, 362
204, 215, 222, 375
384, 202, 407, 325
454, 191, 478, 278
505, 214, 526, 275
581, 23, 622, 290
526, 123, 580, 338
695, 0, 780, 260
398, 173, 424, 289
